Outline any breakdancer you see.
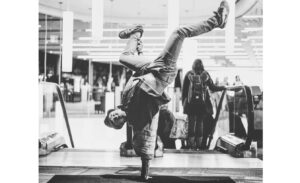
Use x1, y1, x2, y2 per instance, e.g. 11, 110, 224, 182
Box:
104, 1, 230, 180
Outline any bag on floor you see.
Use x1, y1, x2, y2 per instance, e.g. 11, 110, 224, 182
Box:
215, 134, 245, 157
39, 132, 67, 156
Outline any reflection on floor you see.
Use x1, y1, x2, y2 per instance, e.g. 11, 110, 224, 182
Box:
40, 149, 263, 183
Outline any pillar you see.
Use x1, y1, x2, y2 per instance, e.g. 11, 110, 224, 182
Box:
62, 11, 74, 72
88, 59, 93, 85
182, 39, 198, 77
225, 0, 236, 54
92, 0, 104, 42
167, 0, 179, 37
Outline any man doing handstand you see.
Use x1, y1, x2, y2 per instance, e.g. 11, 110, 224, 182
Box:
104, 1, 230, 180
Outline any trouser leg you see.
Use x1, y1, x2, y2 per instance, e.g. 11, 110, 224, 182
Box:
149, 15, 220, 84
188, 115, 197, 149
195, 114, 206, 149
158, 16, 218, 64
202, 115, 213, 149
188, 115, 196, 137
119, 34, 152, 72
195, 114, 206, 138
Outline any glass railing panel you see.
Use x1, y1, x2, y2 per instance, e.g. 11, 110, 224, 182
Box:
227, 86, 250, 140
39, 82, 72, 148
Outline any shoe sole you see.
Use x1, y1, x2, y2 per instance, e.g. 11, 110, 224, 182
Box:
218, 4, 229, 28
119, 27, 144, 39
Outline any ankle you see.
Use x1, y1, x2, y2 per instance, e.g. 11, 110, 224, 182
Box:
130, 32, 141, 39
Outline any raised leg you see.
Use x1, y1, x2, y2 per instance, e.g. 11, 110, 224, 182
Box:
155, 0, 229, 67
119, 33, 152, 72
147, 1, 229, 85
152, 16, 220, 70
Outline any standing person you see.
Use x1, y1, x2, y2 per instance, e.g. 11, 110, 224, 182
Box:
182, 59, 227, 150
233, 75, 243, 86
221, 76, 230, 86
104, 1, 229, 180
215, 77, 220, 86
46, 70, 58, 83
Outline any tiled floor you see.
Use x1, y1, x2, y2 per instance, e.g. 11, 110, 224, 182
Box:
40, 150, 262, 169
39, 149, 263, 182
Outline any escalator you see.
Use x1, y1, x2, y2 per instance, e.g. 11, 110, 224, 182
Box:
39, 82, 262, 183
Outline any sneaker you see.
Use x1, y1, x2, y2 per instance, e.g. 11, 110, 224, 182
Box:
214, 0, 230, 29
118, 25, 144, 39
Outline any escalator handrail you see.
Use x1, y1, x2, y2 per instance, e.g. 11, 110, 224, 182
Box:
40, 82, 75, 148
55, 84, 75, 148
207, 89, 227, 147
207, 85, 255, 150
243, 85, 255, 149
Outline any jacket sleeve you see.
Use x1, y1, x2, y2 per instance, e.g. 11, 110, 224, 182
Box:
182, 71, 191, 105
207, 73, 226, 92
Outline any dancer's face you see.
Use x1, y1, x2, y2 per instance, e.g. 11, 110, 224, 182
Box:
109, 109, 126, 126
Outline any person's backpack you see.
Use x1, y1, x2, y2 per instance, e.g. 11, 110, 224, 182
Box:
187, 71, 209, 103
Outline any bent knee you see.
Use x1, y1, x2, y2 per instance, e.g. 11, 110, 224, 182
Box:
172, 27, 188, 38
119, 54, 128, 65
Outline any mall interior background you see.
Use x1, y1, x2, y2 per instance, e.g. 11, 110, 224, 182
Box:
39, 0, 263, 150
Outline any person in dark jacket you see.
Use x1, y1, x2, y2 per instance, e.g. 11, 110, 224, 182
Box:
104, 1, 229, 180
182, 59, 226, 150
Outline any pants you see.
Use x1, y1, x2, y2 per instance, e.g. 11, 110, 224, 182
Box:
119, 15, 219, 85
120, 16, 219, 159
188, 113, 207, 138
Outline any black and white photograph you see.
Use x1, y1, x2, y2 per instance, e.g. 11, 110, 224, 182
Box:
36, 0, 264, 182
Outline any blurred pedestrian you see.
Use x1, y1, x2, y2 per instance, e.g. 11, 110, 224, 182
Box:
233, 75, 243, 86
